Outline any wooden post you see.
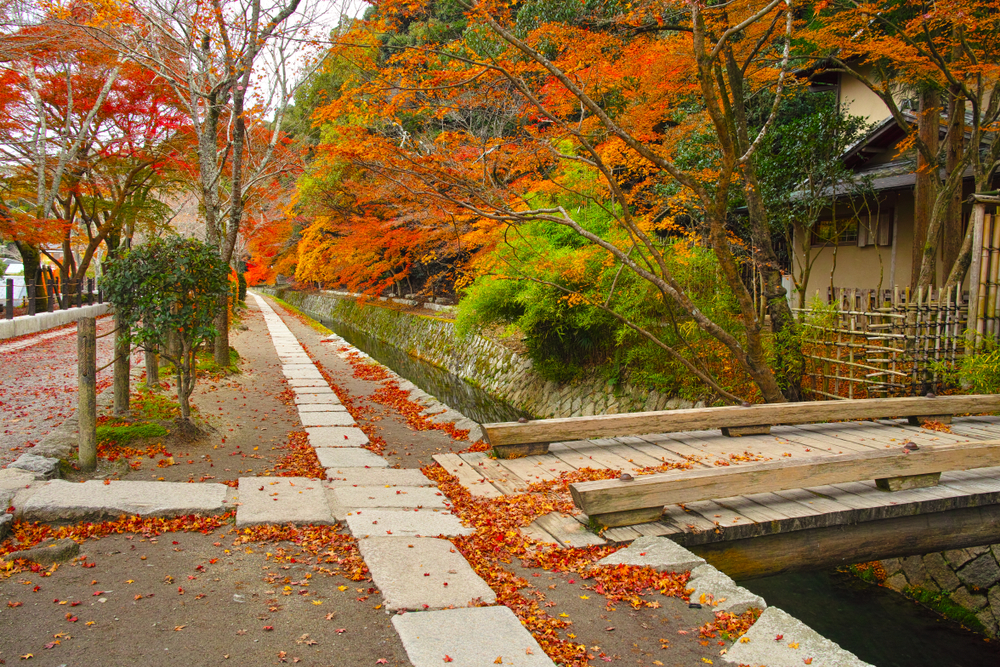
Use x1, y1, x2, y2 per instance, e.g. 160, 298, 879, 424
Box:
969, 202, 988, 348
4, 279, 12, 319
77, 317, 97, 472
46, 281, 55, 312
87, 278, 94, 305
27, 279, 35, 316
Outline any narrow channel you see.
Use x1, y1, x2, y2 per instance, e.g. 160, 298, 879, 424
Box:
318, 314, 1000, 666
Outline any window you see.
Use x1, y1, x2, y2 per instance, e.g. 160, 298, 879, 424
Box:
811, 218, 859, 246
857, 210, 894, 247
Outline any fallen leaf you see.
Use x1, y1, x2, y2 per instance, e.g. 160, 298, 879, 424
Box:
174, 625, 186, 631
443, 657, 453, 663
804, 659, 814, 665
377, 660, 388, 664
494, 658, 502, 664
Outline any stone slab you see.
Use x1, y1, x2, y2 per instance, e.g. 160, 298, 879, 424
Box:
235, 477, 335, 527
282, 368, 323, 379
722, 606, 873, 667
358, 537, 495, 611
332, 486, 449, 510
278, 356, 311, 364
317, 448, 387, 468
6, 538, 80, 565
0, 467, 37, 491
292, 385, 335, 393
17, 480, 230, 523
687, 564, 767, 614
297, 403, 348, 412
300, 411, 356, 427
345, 508, 472, 538
307, 427, 369, 448
282, 363, 318, 372
392, 606, 556, 667
286, 378, 327, 387
9, 453, 59, 479
294, 394, 340, 405
597, 536, 706, 573
325, 468, 433, 487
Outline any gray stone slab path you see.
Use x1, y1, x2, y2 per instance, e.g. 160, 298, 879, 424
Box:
16, 480, 230, 523
332, 486, 449, 510
324, 468, 433, 487
597, 535, 706, 572
345, 508, 473, 538
235, 477, 336, 527
307, 426, 369, 448
300, 411, 356, 427
359, 537, 496, 611
317, 448, 388, 468
392, 606, 556, 667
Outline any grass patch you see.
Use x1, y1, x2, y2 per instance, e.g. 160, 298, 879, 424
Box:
96, 422, 169, 445
903, 587, 988, 634
159, 347, 241, 378
130, 389, 185, 420
270, 296, 334, 335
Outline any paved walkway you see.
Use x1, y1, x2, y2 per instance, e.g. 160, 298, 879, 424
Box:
0, 293, 875, 667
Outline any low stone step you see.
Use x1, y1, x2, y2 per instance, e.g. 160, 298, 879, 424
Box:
345, 508, 472, 538
16, 480, 230, 523
358, 537, 495, 611
287, 379, 327, 387
325, 468, 433, 488
596, 536, 706, 573
283, 368, 323, 380
392, 606, 556, 667
297, 403, 348, 412
332, 486, 449, 510
317, 448, 386, 468
293, 385, 334, 394
723, 606, 872, 667
235, 477, 336, 527
301, 411, 355, 427
307, 427, 369, 448
294, 394, 341, 405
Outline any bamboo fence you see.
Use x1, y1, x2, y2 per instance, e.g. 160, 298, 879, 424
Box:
794, 284, 966, 400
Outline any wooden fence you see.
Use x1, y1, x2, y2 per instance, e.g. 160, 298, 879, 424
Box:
794, 284, 966, 400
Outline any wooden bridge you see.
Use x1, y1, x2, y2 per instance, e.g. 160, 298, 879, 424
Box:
433, 396, 1000, 579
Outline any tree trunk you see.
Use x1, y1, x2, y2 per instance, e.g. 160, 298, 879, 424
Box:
145, 344, 160, 391
912, 87, 940, 290
14, 242, 42, 310
113, 315, 130, 415
213, 295, 230, 367
942, 84, 965, 277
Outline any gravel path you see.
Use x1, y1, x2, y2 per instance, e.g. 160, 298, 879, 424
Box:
0, 317, 121, 468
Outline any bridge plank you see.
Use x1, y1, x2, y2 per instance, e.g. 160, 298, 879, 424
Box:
615, 438, 710, 469
561, 440, 642, 471
600, 439, 673, 468
632, 521, 681, 537
602, 525, 644, 542
666, 429, 804, 459
432, 453, 504, 498
871, 419, 975, 444
530, 453, 579, 477
739, 492, 821, 520
662, 505, 717, 534
775, 424, 878, 454
795, 422, 901, 451
683, 499, 756, 529
634, 436, 713, 465
711, 495, 795, 523
495, 456, 560, 485
571, 440, 1000, 519
484, 394, 1000, 447
547, 443, 609, 471
457, 452, 528, 495
772, 488, 856, 516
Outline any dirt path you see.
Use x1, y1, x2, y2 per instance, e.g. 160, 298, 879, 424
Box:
0, 317, 119, 469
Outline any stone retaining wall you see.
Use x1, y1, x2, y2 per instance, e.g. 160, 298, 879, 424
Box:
257, 287, 700, 419
875, 547, 1000, 637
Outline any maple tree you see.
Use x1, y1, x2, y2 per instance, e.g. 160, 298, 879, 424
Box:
105, 0, 324, 367
806, 0, 1000, 292
295, 0, 802, 403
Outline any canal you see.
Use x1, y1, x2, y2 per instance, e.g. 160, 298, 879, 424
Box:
319, 315, 1000, 667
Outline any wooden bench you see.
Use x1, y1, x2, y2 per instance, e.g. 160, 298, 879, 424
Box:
483, 394, 1000, 458
569, 439, 1000, 528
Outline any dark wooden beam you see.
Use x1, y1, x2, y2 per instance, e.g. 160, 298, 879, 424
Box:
688, 504, 1000, 580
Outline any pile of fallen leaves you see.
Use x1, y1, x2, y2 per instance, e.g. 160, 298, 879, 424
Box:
267, 430, 326, 479
0, 513, 235, 577
232, 524, 370, 582
369, 380, 471, 440
699, 608, 762, 643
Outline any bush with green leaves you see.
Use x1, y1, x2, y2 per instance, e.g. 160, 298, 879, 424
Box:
103, 236, 230, 420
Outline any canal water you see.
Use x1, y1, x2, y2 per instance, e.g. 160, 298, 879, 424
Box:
318, 315, 1000, 666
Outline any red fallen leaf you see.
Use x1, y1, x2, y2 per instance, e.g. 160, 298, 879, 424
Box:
775, 634, 784, 641
376, 660, 388, 664
804, 659, 813, 665
67, 616, 78, 622
7, 601, 23, 608
178, 587, 185, 595
263, 626, 274, 631
70, 601, 81, 607
44, 641, 58, 649
82, 563, 96, 568
32, 586, 40, 592
336, 628, 346, 634
103, 479, 110, 485
444, 657, 453, 663
92, 591, 103, 596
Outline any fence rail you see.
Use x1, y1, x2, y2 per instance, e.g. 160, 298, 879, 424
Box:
3, 275, 102, 321
795, 285, 966, 400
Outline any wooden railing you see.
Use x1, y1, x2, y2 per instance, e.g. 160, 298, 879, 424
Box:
570, 439, 1000, 528
482, 393, 1000, 458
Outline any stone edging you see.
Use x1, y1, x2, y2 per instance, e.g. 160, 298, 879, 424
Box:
257, 287, 702, 419
0, 303, 111, 341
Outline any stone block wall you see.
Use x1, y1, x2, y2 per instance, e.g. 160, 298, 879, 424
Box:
876, 546, 1000, 637
259, 288, 699, 419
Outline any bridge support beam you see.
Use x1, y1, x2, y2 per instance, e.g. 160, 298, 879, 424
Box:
689, 504, 1000, 581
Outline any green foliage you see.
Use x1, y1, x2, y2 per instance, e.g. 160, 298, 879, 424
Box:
933, 335, 1000, 394
103, 236, 230, 352
96, 422, 169, 445
903, 587, 988, 635
103, 236, 230, 419
238, 272, 248, 302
